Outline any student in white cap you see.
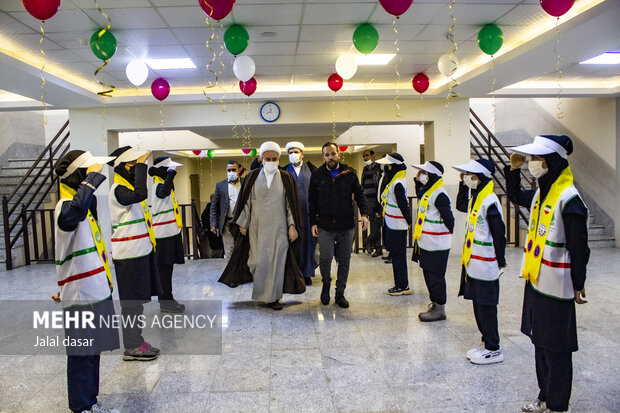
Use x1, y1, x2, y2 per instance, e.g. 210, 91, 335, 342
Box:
108, 146, 160, 361
54, 150, 120, 413
453, 158, 506, 365
411, 161, 455, 322
282, 141, 318, 285
148, 156, 186, 313
219, 141, 306, 310
506, 135, 589, 413
377, 153, 412, 295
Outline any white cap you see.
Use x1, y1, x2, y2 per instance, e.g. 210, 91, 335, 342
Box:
259, 141, 281, 157
411, 161, 443, 176
285, 141, 305, 153
452, 159, 493, 177
376, 154, 404, 165
61, 151, 115, 179
154, 157, 183, 168
510, 135, 568, 159
113, 148, 150, 167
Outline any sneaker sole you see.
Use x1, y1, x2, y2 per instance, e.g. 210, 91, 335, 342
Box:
418, 314, 446, 322
388, 291, 412, 296
470, 356, 503, 365
122, 354, 158, 361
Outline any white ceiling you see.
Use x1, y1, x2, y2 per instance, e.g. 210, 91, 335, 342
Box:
0, 0, 618, 109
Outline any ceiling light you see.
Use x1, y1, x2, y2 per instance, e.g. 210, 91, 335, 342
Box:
260, 31, 277, 38
353, 54, 396, 66
146, 58, 196, 70
580, 52, 620, 65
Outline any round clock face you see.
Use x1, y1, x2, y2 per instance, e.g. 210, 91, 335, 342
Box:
260, 102, 280, 123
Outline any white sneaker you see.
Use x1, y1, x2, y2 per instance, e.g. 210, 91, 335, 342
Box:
84, 404, 120, 413
466, 342, 485, 360
521, 399, 546, 413
542, 408, 571, 413
470, 348, 503, 365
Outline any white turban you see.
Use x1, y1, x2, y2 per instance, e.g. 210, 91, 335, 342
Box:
285, 141, 305, 153
259, 141, 281, 157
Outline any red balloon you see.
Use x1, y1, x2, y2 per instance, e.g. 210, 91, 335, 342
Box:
412, 72, 429, 94
328, 73, 343, 92
379, 0, 413, 17
151, 78, 170, 101
539, 0, 574, 17
338, 146, 348, 152
241, 148, 252, 155
192, 150, 202, 156
22, 0, 60, 20
239, 77, 257, 97
199, 0, 235, 21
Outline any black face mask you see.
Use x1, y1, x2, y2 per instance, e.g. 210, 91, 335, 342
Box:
114, 163, 136, 186
61, 168, 87, 191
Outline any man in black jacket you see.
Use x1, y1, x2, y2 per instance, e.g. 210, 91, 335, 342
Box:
308, 142, 370, 308
361, 149, 384, 257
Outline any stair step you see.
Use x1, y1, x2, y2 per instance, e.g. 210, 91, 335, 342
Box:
588, 225, 606, 237
588, 235, 615, 248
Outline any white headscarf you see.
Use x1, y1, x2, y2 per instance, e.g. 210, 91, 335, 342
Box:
259, 141, 281, 157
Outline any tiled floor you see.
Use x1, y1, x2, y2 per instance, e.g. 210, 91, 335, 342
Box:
1, 247, 619, 413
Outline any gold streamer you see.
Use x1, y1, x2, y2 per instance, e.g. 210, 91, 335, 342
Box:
93, 1, 115, 97
231, 81, 239, 141
363, 78, 374, 143
392, 17, 401, 118
160, 101, 166, 150
331, 92, 337, 141
491, 57, 497, 132
445, 0, 459, 136
202, 9, 216, 102
554, 17, 564, 119
134, 88, 143, 150
39, 23, 47, 128
216, 21, 227, 112
209, 158, 214, 187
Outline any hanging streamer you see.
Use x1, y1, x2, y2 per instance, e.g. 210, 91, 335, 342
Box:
445, 0, 459, 136
160, 101, 166, 150
363, 78, 374, 143
392, 17, 401, 118
39, 23, 48, 128
93, 1, 115, 97
209, 158, 214, 187
216, 21, 227, 112
134, 88, 143, 150
331, 93, 337, 141
554, 18, 564, 119
202, 2, 217, 103
231, 80, 239, 142
490, 57, 497, 132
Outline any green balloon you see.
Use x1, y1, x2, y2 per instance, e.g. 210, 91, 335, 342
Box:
477, 24, 503, 56
90, 30, 117, 60
353, 23, 379, 54
224, 24, 250, 56
207, 149, 216, 159
249, 148, 257, 157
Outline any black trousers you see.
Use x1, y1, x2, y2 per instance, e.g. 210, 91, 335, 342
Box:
158, 263, 175, 301
121, 303, 144, 349
367, 212, 383, 252
473, 301, 500, 351
535, 345, 573, 412
385, 227, 408, 289
67, 355, 99, 413
423, 269, 447, 305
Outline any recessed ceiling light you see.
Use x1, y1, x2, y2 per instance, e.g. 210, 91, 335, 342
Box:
146, 58, 196, 70
260, 31, 277, 38
580, 52, 620, 65
352, 54, 396, 66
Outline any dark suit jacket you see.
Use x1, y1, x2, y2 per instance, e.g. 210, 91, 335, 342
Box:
210, 178, 243, 233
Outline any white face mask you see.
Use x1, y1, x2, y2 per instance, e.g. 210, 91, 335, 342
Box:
463, 175, 478, 189
419, 174, 429, 185
364, 160, 372, 166
227, 171, 238, 182
528, 160, 548, 179
263, 161, 278, 174
289, 153, 301, 165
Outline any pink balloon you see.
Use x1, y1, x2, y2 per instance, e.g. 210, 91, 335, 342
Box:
192, 150, 202, 156
379, 0, 414, 17
539, 0, 574, 17
199, 0, 235, 21
241, 148, 252, 155
151, 78, 170, 101
239, 77, 257, 97
412, 72, 429, 94
22, 0, 60, 21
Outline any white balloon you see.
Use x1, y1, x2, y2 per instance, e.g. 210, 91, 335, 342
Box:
335, 54, 358, 80
437, 53, 459, 77
233, 56, 256, 82
125, 60, 149, 86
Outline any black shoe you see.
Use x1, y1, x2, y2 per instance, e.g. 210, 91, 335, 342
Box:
335, 293, 349, 308
320, 283, 330, 305
384, 258, 393, 264
160, 300, 186, 313
304, 277, 313, 286
372, 250, 383, 257
382, 255, 391, 260
270, 300, 283, 311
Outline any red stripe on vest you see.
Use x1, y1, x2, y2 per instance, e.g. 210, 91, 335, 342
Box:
422, 230, 451, 235
111, 233, 149, 242
541, 258, 571, 269
470, 255, 497, 262
153, 219, 177, 227
58, 266, 105, 286
385, 212, 405, 219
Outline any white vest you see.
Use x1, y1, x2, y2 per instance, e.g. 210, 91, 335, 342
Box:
465, 192, 503, 281
384, 177, 409, 230
521, 186, 586, 300
55, 199, 111, 307
109, 183, 154, 260
151, 182, 182, 239
417, 187, 452, 251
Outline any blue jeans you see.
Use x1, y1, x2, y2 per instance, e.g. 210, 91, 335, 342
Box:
67, 355, 100, 413
318, 228, 354, 294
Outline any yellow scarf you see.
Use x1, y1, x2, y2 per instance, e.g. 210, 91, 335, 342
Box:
380, 170, 407, 217
154, 176, 183, 229
461, 180, 494, 266
522, 166, 574, 284
114, 174, 157, 249
59, 183, 113, 289
413, 178, 443, 240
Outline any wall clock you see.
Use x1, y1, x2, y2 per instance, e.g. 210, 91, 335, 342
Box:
260, 101, 280, 123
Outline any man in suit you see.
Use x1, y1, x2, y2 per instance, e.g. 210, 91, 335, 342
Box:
210, 160, 243, 259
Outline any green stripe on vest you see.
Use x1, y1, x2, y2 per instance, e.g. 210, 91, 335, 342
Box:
55, 246, 98, 266
545, 240, 566, 248
152, 208, 175, 217
424, 218, 444, 224
386, 202, 398, 208
112, 217, 146, 229
473, 239, 493, 247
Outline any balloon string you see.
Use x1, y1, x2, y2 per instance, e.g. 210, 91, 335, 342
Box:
392, 17, 401, 118
134, 88, 142, 150
216, 21, 227, 112
332, 93, 337, 141
363, 78, 374, 143
242, 95, 248, 147
202, 15, 216, 102
445, 0, 459, 136
160, 101, 166, 150
209, 158, 214, 187
554, 17, 564, 120
491, 56, 497, 132
420, 93, 425, 123
246, 99, 252, 145
347, 89, 352, 142
231, 81, 239, 142
39, 23, 47, 128
93, 0, 115, 96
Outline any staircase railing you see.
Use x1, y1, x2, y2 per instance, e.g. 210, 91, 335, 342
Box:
179, 199, 203, 260
2, 120, 70, 269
